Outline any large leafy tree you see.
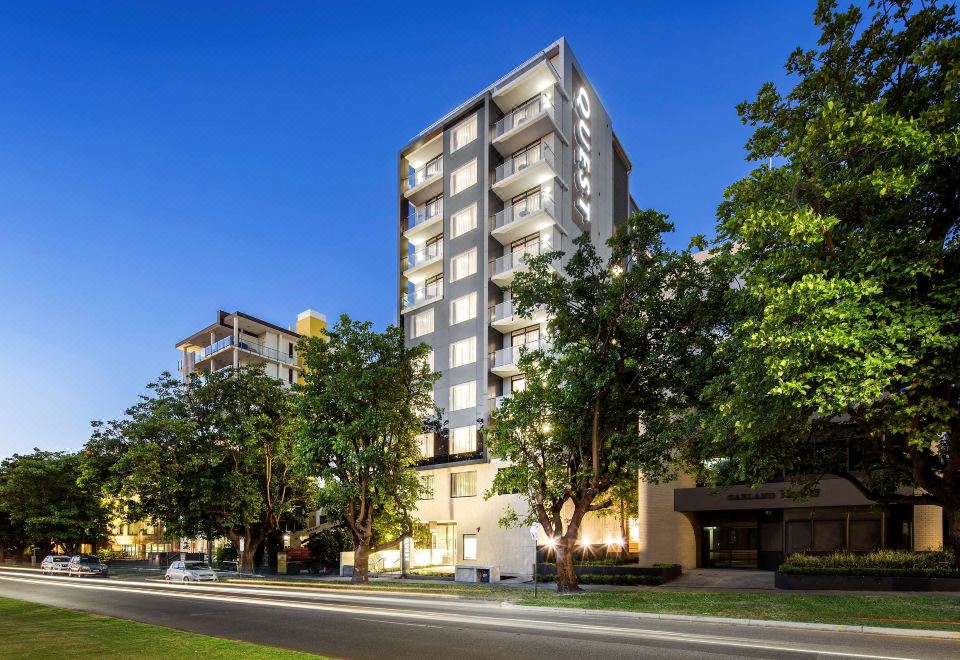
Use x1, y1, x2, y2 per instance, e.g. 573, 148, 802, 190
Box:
487, 212, 728, 592
0, 450, 110, 558
87, 367, 317, 572
295, 315, 436, 583
696, 0, 960, 562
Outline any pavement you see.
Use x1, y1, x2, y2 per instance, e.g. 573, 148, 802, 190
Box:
1, 566, 959, 659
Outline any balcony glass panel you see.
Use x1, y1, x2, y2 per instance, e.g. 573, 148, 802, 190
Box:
493, 92, 556, 139
409, 197, 443, 230
493, 142, 555, 183
492, 191, 555, 230
403, 281, 443, 309
492, 239, 552, 277
409, 156, 443, 189
403, 242, 443, 271
492, 339, 547, 369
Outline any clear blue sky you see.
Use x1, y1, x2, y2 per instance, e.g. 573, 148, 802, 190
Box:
0, 1, 823, 457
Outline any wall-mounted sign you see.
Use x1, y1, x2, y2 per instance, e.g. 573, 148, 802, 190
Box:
573, 87, 592, 226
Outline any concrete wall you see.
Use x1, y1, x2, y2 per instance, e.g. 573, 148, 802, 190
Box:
913, 505, 944, 551
637, 474, 700, 569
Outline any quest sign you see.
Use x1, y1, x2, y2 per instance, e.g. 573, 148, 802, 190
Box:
573, 86, 592, 226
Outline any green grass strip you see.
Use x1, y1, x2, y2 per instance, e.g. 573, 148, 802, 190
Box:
0, 596, 323, 659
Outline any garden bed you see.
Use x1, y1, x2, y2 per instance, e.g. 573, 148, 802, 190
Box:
776, 550, 960, 591
536, 562, 681, 584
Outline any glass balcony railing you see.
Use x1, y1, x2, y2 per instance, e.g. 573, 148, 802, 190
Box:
193, 335, 233, 362
493, 142, 556, 183
492, 191, 555, 230
191, 335, 297, 367
402, 243, 443, 271
492, 239, 552, 277
408, 198, 443, 230
403, 282, 443, 309
409, 156, 443, 189
493, 93, 556, 139
491, 339, 547, 370
489, 300, 515, 323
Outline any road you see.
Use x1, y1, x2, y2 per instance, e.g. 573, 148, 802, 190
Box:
0, 567, 956, 659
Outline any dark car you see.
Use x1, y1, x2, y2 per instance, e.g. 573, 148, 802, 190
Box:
68, 554, 109, 577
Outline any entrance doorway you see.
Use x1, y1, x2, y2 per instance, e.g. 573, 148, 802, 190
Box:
702, 523, 758, 568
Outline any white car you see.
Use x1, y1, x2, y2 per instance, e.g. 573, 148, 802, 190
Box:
165, 560, 218, 582
40, 555, 71, 575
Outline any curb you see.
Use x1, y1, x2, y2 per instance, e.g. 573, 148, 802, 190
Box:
501, 602, 960, 640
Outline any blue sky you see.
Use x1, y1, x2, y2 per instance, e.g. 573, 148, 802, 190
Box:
0, 1, 822, 457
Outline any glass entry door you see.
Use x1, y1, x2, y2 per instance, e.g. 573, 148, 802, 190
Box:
702, 523, 758, 568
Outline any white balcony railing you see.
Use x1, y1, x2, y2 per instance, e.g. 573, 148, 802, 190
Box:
408, 198, 443, 230
409, 156, 443, 189
403, 282, 443, 309
192, 335, 296, 366
493, 142, 556, 183
402, 243, 443, 271
493, 92, 556, 139
493, 191, 555, 231
491, 339, 547, 370
492, 239, 552, 278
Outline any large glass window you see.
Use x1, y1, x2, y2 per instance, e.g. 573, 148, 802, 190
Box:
451, 471, 477, 498
449, 381, 476, 411
450, 204, 477, 238
450, 292, 477, 325
450, 160, 477, 196
450, 425, 477, 454
449, 337, 477, 368
451, 115, 478, 152
416, 432, 434, 458
413, 309, 434, 338
450, 247, 477, 282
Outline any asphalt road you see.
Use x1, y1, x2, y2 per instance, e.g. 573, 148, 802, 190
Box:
0, 567, 956, 659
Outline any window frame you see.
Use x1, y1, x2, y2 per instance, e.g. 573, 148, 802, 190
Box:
450, 471, 478, 498
449, 381, 476, 412
450, 114, 478, 152
413, 308, 434, 338
450, 203, 478, 238
449, 292, 477, 325
450, 159, 478, 196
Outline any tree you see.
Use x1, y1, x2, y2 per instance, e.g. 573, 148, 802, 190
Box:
0, 450, 110, 558
86, 367, 317, 572
696, 0, 960, 563
486, 212, 729, 592
295, 315, 436, 584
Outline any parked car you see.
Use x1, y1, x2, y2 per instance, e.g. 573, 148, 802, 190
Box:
67, 554, 109, 577
40, 555, 71, 575
165, 560, 217, 582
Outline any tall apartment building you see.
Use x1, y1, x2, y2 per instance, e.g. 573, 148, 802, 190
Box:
176, 309, 327, 385
397, 39, 636, 575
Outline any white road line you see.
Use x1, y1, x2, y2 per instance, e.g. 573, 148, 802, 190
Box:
0, 573, 921, 659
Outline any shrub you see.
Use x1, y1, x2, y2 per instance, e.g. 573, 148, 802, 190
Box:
780, 550, 959, 577
214, 543, 237, 568
536, 573, 663, 586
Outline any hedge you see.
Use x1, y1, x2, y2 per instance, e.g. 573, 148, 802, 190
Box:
779, 549, 959, 578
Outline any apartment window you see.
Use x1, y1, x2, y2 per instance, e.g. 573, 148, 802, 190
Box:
419, 475, 435, 500
449, 337, 477, 368
288, 368, 294, 384
450, 425, 477, 454
451, 471, 477, 498
511, 374, 526, 393
449, 292, 477, 325
413, 309, 434, 338
450, 160, 477, 196
449, 247, 477, 282
511, 233, 542, 262
462, 534, 477, 560
416, 433, 434, 458
450, 204, 477, 238
449, 381, 476, 411
451, 115, 478, 152
288, 342, 294, 357
420, 347, 434, 372
512, 324, 541, 348
425, 272, 443, 297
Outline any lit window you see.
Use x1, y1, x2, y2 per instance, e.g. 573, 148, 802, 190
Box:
450, 425, 477, 453
413, 309, 434, 338
451, 115, 478, 151
416, 433, 434, 458
449, 292, 477, 325
451, 471, 477, 498
449, 337, 477, 368
419, 347, 434, 372
420, 475, 435, 500
450, 160, 477, 196
449, 381, 476, 411
449, 247, 477, 282
462, 534, 477, 560
450, 204, 477, 238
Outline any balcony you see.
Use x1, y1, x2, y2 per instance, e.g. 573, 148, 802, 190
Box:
492, 142, 558, 201
416, 433, 484, 467
490, 339, 547, 377
491, 191, 558, 245
405, 156, 444, 206
402, 243, 443, 282
492, 92, 562, 157
489, 299, 548, 332
404, 198, 443, 244
490, 239, 554, 286
190, 335, 297, 368
402, 282, 443, 312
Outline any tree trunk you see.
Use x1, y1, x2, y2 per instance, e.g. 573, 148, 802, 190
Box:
554, 536, 582, 594
948, 504, 960, 570
352, 539, 371, 584
238, 532, 266, 574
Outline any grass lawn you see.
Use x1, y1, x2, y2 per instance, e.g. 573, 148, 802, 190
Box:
519, 590, 960, 632
0, 597, 322, 659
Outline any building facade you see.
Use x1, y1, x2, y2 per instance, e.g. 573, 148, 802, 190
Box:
397, 39, 636, 576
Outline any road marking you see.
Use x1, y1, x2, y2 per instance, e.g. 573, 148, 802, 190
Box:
0, 573, 923, 659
